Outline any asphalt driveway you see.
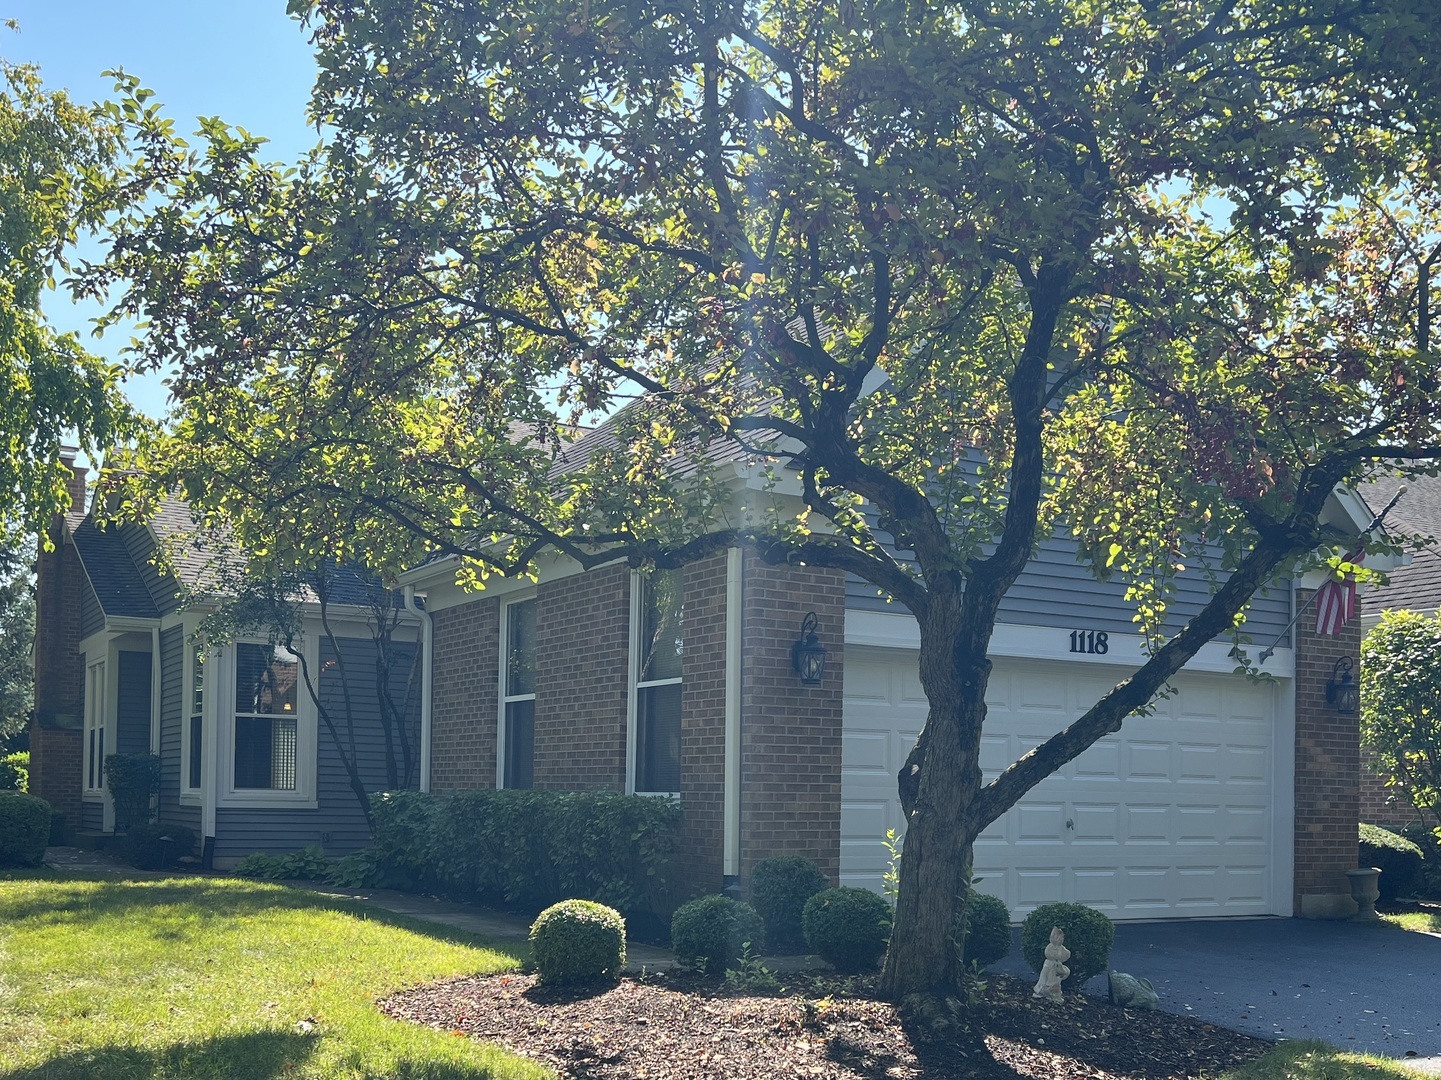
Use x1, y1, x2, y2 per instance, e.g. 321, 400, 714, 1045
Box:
991, 917, 1441, 1065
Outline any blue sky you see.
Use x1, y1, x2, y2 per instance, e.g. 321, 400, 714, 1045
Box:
3, 2, 320, 419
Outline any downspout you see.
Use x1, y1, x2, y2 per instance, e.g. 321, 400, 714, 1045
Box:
722, 546, 743, 894
403, 586, 433, 793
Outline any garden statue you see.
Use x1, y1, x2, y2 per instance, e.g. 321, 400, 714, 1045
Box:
1108, 971, 1159, 1010
1032, 926, 1071, 1002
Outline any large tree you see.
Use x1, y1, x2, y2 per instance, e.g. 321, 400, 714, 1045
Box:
0, 54, 145, 540
0, 539, 34, 744
92, 0, 1441, 999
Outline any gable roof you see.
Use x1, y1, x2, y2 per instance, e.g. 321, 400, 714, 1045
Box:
1361, 472, 1441, 615
70, 517, 161, 620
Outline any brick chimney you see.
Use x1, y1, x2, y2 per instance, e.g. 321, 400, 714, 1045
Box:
28, 445, 88, 826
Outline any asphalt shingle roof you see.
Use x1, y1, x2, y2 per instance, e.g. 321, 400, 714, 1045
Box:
70, 518, 161, 620
1361, 472, 1441, 615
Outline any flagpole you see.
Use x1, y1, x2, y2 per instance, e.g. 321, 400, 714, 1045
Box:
1253, 485, 1408, 664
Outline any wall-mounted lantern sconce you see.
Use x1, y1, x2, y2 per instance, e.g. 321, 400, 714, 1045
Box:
1326, 656, 1359, 714
792, 611, 828, 686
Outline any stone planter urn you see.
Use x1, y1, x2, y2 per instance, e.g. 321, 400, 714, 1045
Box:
1346, 867, 1382, 921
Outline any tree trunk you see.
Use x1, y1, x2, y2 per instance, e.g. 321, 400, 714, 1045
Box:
880, 605, 990, 998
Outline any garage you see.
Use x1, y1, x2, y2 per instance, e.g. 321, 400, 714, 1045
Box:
841, 645, 1291, 919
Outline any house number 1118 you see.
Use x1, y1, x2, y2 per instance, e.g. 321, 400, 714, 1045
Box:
1069, 630, 1109, 654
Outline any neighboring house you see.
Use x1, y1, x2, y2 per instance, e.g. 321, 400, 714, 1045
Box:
1356, 472, 1441, 829
398, 417, 1380, 921
28, 451, 418, 866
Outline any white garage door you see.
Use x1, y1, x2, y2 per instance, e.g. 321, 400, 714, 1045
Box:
842, 647, 1282, 919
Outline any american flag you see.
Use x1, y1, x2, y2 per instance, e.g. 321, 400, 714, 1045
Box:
1314, 550, 1364, 636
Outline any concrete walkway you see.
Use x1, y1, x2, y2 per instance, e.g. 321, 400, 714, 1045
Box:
991, 917, 1441, 1068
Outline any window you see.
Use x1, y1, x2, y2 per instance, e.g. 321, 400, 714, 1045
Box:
633, 570, 682, 794
84, 660, 106, 794
232, 642, 299, 791
183, 647, 203, 796
501, 597, 536, 789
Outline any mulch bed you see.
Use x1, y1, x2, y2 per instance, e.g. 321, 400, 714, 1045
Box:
381, 969, 1274, 1080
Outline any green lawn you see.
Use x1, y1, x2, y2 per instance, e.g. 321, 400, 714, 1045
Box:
0, 870, 549, 1080
1383, 911, 1441, 934
1226, 1040, 1432, 1079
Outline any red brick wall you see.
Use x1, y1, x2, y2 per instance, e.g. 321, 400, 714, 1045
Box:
739, 554, 844, 892
28, 728, 81, 827
30, 522, 86, 824
1358, 750, 1418, 829
672, 553, 728, 898
1293, 587, 1362, 915
429, 597, 500, 791
534, 564, 630, 792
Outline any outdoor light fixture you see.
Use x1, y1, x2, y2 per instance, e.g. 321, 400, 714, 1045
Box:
1326, 656, 1359, 714
792, 611, 828, 686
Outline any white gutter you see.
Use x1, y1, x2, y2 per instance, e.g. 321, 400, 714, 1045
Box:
149, 626, 162, 755
723, 546, 743, 882
403, 585, 434, 793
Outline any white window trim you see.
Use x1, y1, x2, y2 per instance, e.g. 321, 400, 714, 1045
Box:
627, 571, 682, 799
180, 642, 204, 806
496, 592, 537, 790
82, 658, 108, 798
215, 637, 319, 810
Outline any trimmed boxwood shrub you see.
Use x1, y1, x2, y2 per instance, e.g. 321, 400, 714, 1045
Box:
0, 791, 52, 867
802, 887, 893, 973
1399, 823, 1441, 900
750, 856, 828, 950
1021, 902, 1115, 989
671, 895, 766, 974
530, 899, 627, 984
960, 891, 1012, 967
120, 824, 197, 871
103, 753, 161, 832
368, 789, 682, 917
1360, 823, 1424, 902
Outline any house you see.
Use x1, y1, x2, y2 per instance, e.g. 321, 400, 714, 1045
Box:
397, 418, 1380, 922
1356, 472, 1441, 829
27, 451, 419, 866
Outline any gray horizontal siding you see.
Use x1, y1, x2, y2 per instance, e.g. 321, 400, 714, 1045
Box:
846, 527, 1292, 645
214, 635, 418, 861
155, 627, 200, 834
81, 801, 103, 833
115, 650, 152, 756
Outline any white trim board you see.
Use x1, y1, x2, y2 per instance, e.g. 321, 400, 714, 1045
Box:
845, 610, 1295, 679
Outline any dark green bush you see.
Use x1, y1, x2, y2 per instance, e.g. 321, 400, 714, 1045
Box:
1398, 824, 1441, 900
960, 891, 1012, 967
1360, 823, 1424, 901
0, 751, 28, 791
48, 810, 67, 846
232, 844, 329, 881
750, 856, 828, 950
120, 823, 197, 870
369, 789, 682, 917
103, 753, 161, 832
323, 848, 386, 889
530, 899, 627, 984
671, 895, 767, 974
802, 887, 893, 973
1021, 902, 1115, 989
0, 791, 52, 867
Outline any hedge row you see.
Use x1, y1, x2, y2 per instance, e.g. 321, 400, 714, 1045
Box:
369, 789, 682, 916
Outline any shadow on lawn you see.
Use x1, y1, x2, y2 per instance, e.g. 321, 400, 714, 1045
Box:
0, 1029, 321, 1080
0, 872, 520, 955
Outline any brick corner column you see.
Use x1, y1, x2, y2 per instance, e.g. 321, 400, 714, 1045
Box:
738, 555, 845, 895
1292, 587, 1362, 918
